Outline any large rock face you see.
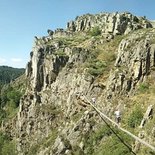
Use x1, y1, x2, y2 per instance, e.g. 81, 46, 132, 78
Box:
105, 29, 155, 99
67, 12, 152, 35
17, 36, 97, 154
25, 40, 91, 92
2, 12, 155, 155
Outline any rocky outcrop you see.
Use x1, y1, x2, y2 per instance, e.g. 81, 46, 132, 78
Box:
67, 12, 152, 35
3, 12, 155, 155
26, 38, 92, 92
17, 35, 98, 153
106, 29, 155, 99
140, 105, 153, 128
53, 28, 73, 38
150, 20, 155, 28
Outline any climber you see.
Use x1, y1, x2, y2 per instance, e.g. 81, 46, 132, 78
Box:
92, 97, 96, 104
114, 109, 121, 124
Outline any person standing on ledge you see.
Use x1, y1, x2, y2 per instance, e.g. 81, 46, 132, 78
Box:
92, 97, 96, 104
114, 109, 121, 124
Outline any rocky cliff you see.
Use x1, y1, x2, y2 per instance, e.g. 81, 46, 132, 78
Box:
1, 12, 155, 155
67, 12, 152, 35
150, 20, 155, 28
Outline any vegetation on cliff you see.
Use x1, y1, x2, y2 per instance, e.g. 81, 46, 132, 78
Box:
0, 66, 24, 85
0, 70, 26, 155
1, 12, 155, 155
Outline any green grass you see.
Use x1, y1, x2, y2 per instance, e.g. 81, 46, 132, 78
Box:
46, 32, 91, 47
0, 83, 25, 129
89, 26, 101, 36
43, 129, 58, 148
94, 127, 133, 155
83, 125, 112, 154
127, 105, 143, 128
55, 49, 68, 57
82, 123, 134, 155
28, 128, 58, 155
138, 83, 150, 93
72, 111, 84, 123
87, 59, 107, 76
0, 132, 16, 155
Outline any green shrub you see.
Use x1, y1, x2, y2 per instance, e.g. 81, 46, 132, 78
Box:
1, 86, 23, 108
55, 50, 67, 57
1, 141, 16, 155
88, 59, 107, 76
127, 105, 143, 128
0, 85, 23, 120
138, 83, 149, 93
43, 129, 58, 148
95, 130, 133, 155
83, 125, 112, 154
90, 26, 101, 36
27, 144, 39, 155
0, 132, 16, 155
28, 128, 58, 155
7, 88, 22, 108
83, 124, 133, 155
72, 145, 84, 155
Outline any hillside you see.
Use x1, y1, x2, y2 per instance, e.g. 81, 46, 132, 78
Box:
1, 12, 155, 155
0, 66, 24, 85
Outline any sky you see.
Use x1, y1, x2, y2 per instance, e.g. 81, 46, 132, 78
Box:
0, 0, 155, 68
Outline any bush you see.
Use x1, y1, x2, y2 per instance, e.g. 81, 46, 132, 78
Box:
95, 129, 133, 155
0, 85, 23, 120
0, 132, 16, 155
127, 106, 143, 128
83, 125, 112, 154
89, 26, 101, 36
55, 50, 66, 57
138, 83, 149, 93
7, 88, 22, 108
88, 59, 107, 76
1, 141, 16, 155
0, 86, 22, 108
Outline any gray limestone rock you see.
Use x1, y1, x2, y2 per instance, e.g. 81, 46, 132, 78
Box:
67, 12, 152, 35
140, 105, 153, 128
106, 30, 155, 99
